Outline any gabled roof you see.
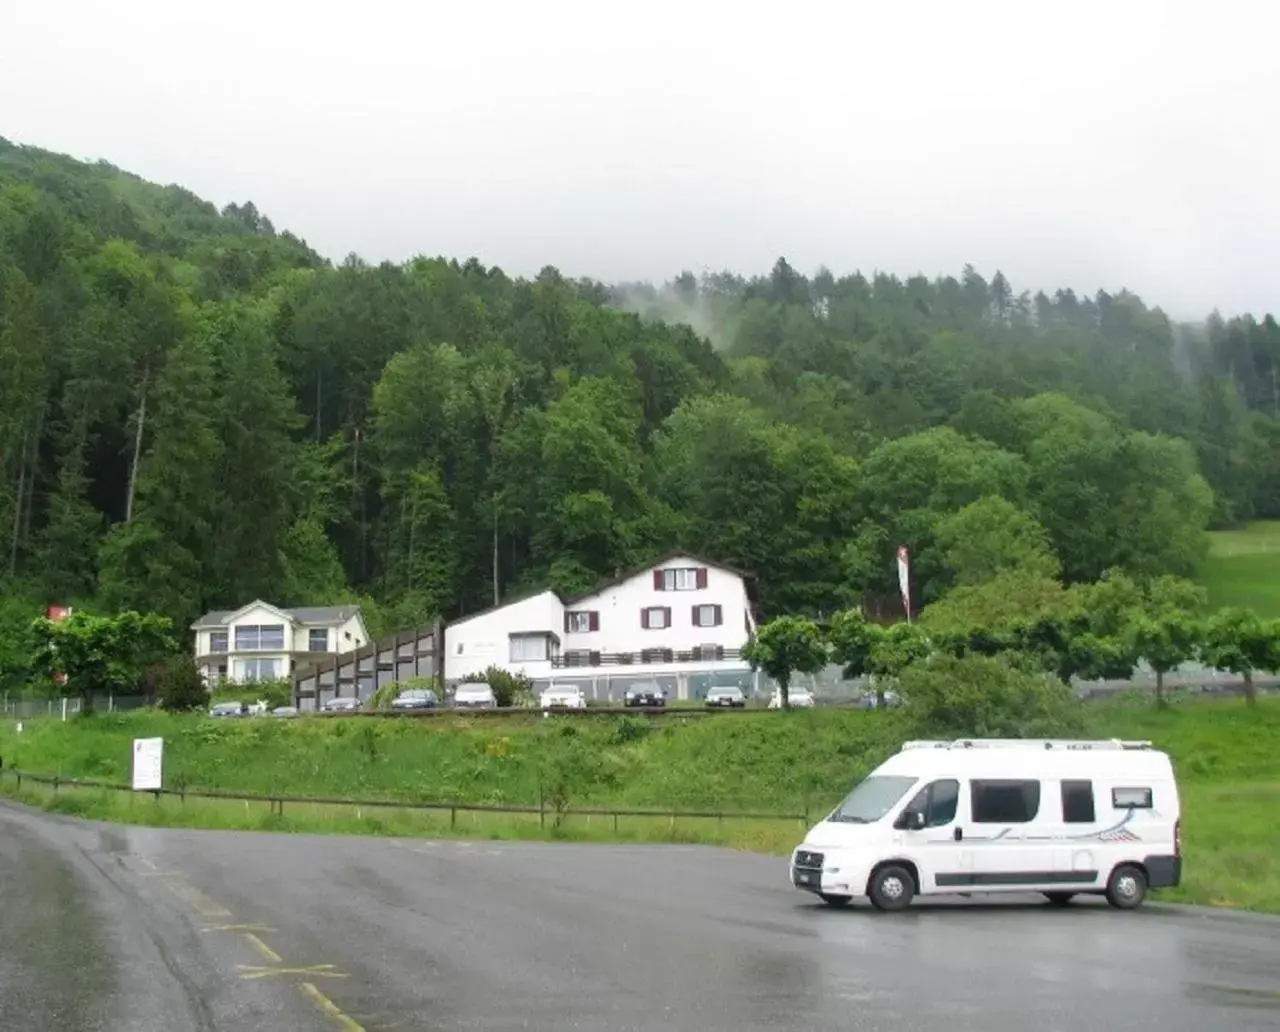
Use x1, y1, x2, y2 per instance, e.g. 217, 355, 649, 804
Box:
190, 600, 363, 630
564, 550, 753, 604
444, 588, 563, 630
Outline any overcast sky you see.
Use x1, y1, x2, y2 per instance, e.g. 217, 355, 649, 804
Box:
3, 0, 1278, 318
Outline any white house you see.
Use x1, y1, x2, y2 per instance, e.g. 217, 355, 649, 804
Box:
443, 553, 758, 700
191, 600, 370, 685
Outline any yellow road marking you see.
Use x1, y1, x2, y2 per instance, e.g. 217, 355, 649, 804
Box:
300, 982, 367, 1031
241, 932, 283, 963
237, 963, 347, 981
202, 923, 277, 933
165, 881, 233, 918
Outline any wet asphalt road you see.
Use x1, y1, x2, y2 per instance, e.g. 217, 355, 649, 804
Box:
2, 801, 1279, 1032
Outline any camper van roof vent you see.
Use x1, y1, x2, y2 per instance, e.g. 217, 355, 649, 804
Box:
900, 738, 1154, 752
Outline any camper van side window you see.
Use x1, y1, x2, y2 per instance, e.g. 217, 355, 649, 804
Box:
1061, 780, 1096, 823
971, 780, 1040, 823
1112, 786, 1153, 809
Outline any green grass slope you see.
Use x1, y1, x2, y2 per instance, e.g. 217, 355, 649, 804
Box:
1, 701, 1277, 912
1200, 520, 1280, 617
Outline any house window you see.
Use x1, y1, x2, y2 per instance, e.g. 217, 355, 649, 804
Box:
654, 567, 708, 591
695, 643, 724, 661
565, 611, 599, 633
641, 648, 674, 664
237, 658, 280, 682
234, 624, 286, 651
1061, 780, 1096, 823
563, 650, 601, 667
641, 606, 671, 629
209, 631, 228, 654
509, 634, 548, 663
693, 604, 723, 628
971, 779, 1041, 824
1112, 787, 1153, 810
308, 629, 329, 652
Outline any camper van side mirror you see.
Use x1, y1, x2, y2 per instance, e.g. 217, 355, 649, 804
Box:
895, 809, 925, 831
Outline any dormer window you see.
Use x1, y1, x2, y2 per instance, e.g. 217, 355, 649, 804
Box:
654, 567, 708, 591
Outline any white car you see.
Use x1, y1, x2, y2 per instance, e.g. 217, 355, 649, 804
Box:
704, 685, 746, 708
790, 737, 1182, 912
769, 688, 815, 709
540, 685, 587, 710
453, 682, 497, 709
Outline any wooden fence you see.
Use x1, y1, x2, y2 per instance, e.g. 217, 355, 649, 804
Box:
292, 620, 443, 711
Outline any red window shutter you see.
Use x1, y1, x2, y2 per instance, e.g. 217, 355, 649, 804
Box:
563, 612, 570, 634
589, 611, 600, 632
653, 570, 665, 590
691, 605, 701, 627
589, 650, 601, 666
714, 604, 723, 626
641, 608, 650, 629
664, 606, 672, 627
695, 567, 708, 589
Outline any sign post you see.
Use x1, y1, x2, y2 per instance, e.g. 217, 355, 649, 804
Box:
132, 737, 164, 792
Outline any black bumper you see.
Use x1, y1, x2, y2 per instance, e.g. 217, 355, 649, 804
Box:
792, 867, 823, 891
1144, 855, 1182, 889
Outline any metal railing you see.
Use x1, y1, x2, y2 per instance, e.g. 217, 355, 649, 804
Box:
0, 768, 810, 830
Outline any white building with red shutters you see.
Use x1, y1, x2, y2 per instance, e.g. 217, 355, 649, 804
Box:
442, 552, 759, 701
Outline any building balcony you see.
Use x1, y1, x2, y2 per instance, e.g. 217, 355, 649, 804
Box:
551, 646, 743, 669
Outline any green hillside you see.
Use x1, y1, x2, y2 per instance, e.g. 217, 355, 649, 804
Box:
1, 701, 1277, 911
2, 136, 1280, 698
1200, 521, 1280, 618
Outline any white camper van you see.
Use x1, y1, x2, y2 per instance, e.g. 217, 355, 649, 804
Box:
790, 738, 1181, 912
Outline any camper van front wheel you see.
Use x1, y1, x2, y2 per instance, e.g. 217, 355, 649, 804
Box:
1105, 864, 1148, 909
868, 864, 916, 912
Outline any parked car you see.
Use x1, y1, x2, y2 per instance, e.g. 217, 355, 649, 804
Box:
769, 687, 815, 709
540, 684, 587, 710
452, 682, 497, 709
391, 688, 439, 710
209, 701, 246, 718
322, 696, 362, 713
623, 682, 666, 707
704, 685, 746, 708
272, 706, 299, 718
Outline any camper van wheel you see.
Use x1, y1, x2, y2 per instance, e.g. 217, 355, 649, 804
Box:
1105, 865, 1148, 910
1043, 892, 1075, 906
818, 893, 851, 907
868, 865, 916, 912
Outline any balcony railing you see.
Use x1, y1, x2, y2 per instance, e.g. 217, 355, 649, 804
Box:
551, 646, 743, 669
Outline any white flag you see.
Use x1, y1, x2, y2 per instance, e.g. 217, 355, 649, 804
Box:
896, 545, 911, 622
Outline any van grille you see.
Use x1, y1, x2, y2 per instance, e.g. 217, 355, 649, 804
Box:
794, 850, 824, 870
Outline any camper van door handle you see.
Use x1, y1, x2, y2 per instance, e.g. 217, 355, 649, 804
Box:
954, 827, 963, 841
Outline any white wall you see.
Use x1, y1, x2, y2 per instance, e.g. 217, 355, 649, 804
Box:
290, 612, 370, 654
444, 590, 564, 682
562, 557, 751, 657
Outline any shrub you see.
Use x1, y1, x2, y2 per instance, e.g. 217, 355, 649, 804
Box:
896, 653, 1085, 738
157, 656, 210, 712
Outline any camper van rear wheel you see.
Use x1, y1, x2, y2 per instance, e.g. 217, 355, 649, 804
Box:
868, 865, 916, 912
818, 892, 851, 907
1105, 864, 1148, 909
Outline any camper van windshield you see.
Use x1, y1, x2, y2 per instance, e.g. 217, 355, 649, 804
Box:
830, 775, 918, 824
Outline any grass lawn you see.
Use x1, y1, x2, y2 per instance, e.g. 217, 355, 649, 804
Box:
1200, 520, 1280, 617
1, 699, 1278, 912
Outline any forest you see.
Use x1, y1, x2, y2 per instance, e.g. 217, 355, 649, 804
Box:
2, 136, 1280, 661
